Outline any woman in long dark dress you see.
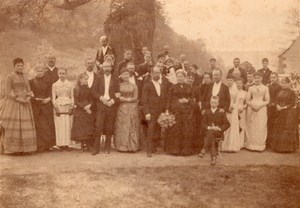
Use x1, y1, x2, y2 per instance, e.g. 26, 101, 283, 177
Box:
30, 67, 55, 152
71, 73, 95, 151
271, 77, 299, 153
165, 69, 195, 156
186, 71, 201, 154
0, 58, 36, 154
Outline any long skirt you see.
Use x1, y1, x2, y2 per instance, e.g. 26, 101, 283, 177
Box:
0, 97, 36, 153
71, 108, 95, 141
271, 108, 299, 152
114, 102, 140, 152
165, 103, 194, 156
222, 108, 241, 152
54, 106, 73, 146
32, 103, 56, 150
239, 110, 247, 148
245, 106, 267, 151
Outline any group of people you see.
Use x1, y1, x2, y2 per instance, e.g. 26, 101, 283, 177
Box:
0, 35, 299, 166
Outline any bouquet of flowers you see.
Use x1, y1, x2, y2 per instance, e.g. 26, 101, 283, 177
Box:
157, 112, 176, 132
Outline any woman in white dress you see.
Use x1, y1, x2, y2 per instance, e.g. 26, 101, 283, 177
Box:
222, 74, 240, 152
52, 68, 74, 150
235, 78, 247, 148
245, 72, 270, 151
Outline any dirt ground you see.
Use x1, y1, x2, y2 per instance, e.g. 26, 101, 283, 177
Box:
0, 149, 300, 208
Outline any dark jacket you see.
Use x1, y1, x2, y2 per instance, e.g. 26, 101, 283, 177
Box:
95, 46, 115, 66
137, 62, 153, 78
203, 82, 231, 111
227, 67, 247, 84
141, 80, 168, 116
44, 67, 59, 85
202, 108, 230, 132
257, 68, 272, 85
269, 83, 282, 105
93, 74, 120, 106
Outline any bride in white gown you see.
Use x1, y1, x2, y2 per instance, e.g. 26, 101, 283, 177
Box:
245, 72, 270, 151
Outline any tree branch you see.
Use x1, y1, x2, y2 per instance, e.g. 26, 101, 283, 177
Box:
55, 0, 93, 10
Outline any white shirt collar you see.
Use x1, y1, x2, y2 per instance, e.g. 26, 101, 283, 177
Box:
158, 75, 162, 84
102, 46, 108, 54
211, 108, 217, 113
48, 66, 56, 71
152, 79, 161, 96
104, 74, 111, 79
214, 81, 221, 86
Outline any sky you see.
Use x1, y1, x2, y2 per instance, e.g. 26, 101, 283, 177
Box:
162, 0, 300, 53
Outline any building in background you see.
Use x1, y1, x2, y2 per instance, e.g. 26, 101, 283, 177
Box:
278, 36, 300, 74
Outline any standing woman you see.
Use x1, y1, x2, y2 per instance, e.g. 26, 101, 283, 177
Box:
71, 73, 95, 151
245, 72, 270, 151
271, 77, 299, 153
0, 58, 37, 154
235, 78, 247, 148
52, 68, 74, 151
200, 72, 212, 102
165, 69, 195, 156
114, 68, 140, 152
30, 67, 56, 152
222, 74, 240, 152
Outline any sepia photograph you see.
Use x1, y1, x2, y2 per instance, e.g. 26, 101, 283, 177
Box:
0, 0, 299, 207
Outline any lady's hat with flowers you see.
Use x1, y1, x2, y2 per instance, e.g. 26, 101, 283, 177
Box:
157, 110, 176, 132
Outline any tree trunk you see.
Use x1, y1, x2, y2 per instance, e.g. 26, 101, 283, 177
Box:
104, 0, 156, 65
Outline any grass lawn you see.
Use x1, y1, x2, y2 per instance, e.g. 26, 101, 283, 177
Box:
0, 165, 299, 208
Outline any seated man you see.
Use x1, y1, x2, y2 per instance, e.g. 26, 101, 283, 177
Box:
199, 96, 230, 166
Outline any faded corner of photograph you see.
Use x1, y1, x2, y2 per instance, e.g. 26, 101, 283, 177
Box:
0, 0, 300, 208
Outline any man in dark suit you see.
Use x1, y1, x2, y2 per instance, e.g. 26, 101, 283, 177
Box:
141, 66, 168, 158
199, 96, 230, 166
79, 58, 98, 151
92, 61, 119, 155
257, 58, 272, 86
202, 68, 230, 112
44, 55, 59, 85
143, 61, 171, 92
137, 53, 153, 79
117, 49, 134, 76
267, 72, 282, 148
95, 36, 115, 71
227, 58, 247, 84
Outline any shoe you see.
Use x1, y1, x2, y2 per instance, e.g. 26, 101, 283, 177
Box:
104, 150, 110, 154
147, 152, 152, 158
211, 157, 216, 166
198, 152, 204, 158
91, 150, 99, 156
